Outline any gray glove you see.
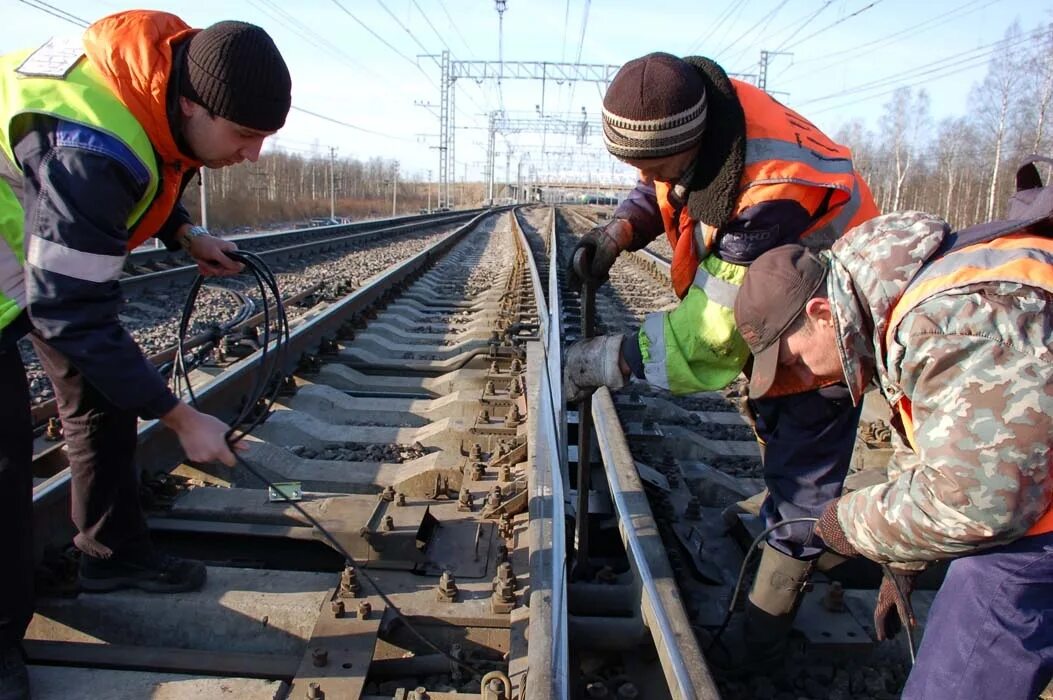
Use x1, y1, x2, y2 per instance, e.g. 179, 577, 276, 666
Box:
568, 219, 635, 287
564, 335, 627, 403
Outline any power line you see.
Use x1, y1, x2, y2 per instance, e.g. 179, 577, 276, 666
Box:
290, 105, 419, 143
800, 25, 1044, 107
328, 0, 436, 87
686, 0, 748, 55
781, 0, 883, 52
770, 1, 835, 53
17, 0, 88, 28
718, 0, 790, 65
804, 28, 1044, 116
781, 0, 1005, 78
375, 0, 430, 55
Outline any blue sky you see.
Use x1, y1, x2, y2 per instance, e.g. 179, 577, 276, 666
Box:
5, 0, 1038, 186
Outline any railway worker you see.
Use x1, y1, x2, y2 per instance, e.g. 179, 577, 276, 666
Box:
733, 163, 1053, 699
563, 51, 878, 664
0, 11, 290, 694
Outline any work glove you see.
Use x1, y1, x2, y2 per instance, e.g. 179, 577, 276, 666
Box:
564, 334, 626, 403
874, 566, 919, 641
815, 500, 919, 642
568, 219, 635, 287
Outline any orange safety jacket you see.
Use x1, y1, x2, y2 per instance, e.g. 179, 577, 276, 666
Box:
657, 79, 878, 300
82, 11, 203, 249
886, 232, 1053, 538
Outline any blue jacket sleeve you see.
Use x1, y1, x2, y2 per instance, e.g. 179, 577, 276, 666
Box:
17, 118, 179, 420
613, 179, 665, 250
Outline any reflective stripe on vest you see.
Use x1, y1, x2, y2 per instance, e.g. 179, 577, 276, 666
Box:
887, 233, 1053, 538
27, 235, 126, 283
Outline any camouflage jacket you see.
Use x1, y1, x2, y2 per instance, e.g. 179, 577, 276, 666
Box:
826, 211, 1053, 564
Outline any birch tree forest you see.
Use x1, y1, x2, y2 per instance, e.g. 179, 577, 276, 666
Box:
185, 20, 1053, 232
834, 20, 1053, 227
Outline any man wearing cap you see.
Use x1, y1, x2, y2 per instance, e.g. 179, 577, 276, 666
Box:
0, 10, 291, 695
734, 160, 1053, 698
564, 51, 878, 662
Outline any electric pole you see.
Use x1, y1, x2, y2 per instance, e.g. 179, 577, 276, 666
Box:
328, 146, 338, 221
427, 169, 432, 212
199, 168, 208, 229
392, 165, 398, 217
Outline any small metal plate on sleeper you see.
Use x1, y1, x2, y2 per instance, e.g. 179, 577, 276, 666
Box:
268, 482, 303, 502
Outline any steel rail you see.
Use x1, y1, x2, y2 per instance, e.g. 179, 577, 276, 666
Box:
590, 388, 722, 700
511, 209, 570, 700
30, 209, 497, 559
124, 209, 485, 269
119, 211, 480, 294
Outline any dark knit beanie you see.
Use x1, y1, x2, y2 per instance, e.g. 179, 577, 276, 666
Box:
180, 21, 291, 132
602, 52, 707, 159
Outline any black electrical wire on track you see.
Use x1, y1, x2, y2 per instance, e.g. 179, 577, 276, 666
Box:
175, 250, 488, 679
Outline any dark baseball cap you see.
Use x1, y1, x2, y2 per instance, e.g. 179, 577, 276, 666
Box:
734, 245, 828, 399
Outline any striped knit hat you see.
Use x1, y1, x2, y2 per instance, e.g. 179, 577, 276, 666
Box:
602, 53, 707, 160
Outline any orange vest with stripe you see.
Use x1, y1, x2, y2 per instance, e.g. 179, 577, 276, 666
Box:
82, 11, 203, 249
656, 79, 878, 299
886, 232, 1053, 537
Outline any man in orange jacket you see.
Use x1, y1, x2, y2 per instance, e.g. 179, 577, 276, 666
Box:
0, 11, 290, 697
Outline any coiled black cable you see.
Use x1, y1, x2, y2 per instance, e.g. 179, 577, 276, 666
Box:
175, 250, 487, 679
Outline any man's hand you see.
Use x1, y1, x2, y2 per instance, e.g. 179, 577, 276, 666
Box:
568, 219, 634, 287
161, 402, 245, 467
184, 230, 243, 277
813, 498, 860, 557
815, 500, 919, 642
874, 566, 919, 641
564, 334, 627, 402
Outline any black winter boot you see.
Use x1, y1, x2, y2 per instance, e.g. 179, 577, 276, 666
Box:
0, 642, 29, 700
79, 547, 206, 594
703, 543, 815, 676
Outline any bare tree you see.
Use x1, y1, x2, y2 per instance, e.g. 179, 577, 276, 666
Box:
878, 87, 931, 211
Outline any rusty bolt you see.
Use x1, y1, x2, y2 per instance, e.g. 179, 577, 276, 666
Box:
437, 570, 459, 602
380, 485, 396, 502
504, 404, 522, 427
470, 442, 483, 461
684, 497, 702, 521
45, 417, 63, 441
494, 442, 507, 458
306, 682, 324, 699
496, 543, 509, 563
410, 688, 429, 700
616, 683, 639, 699
489, 361, 500, 374
823, 581, 846, 612
458, 487, 474, 512
596, 565, 617, 584
331, 600, 345, 618
395, 492, 407, 506
491, 579, 516, 613
358, 600, 372, 619
382, 515, 395, 531
485, 380, 496, 395
510, 358, 522, 374
496, 561, 516, 587
478, 408, 491, 424
500, 464, 512, 481
339, 565, 360, 598
312, 647, 328, 667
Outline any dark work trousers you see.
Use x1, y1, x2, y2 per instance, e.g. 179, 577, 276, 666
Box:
29, 335, 149, 559
0, 344, 34, 647
750, 384, 862, 560
902, 531, 1053, 700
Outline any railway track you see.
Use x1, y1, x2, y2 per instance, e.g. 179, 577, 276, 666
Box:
25, 206, 927, 699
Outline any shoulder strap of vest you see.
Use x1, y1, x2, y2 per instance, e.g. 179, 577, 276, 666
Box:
932, 217, 1051, 260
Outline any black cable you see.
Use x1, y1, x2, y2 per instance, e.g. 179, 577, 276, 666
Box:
175, 251, 488, 679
